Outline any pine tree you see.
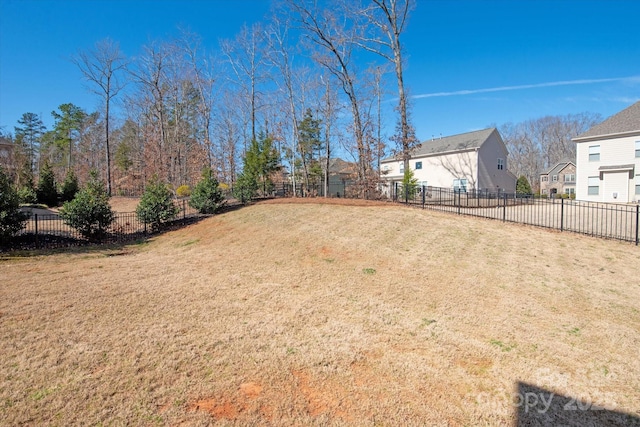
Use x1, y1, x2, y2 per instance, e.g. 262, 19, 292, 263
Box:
136, 176, 179, 231
0, 167, 29, 243
36, 160, 59, 207
189, 168, 226, 214
60, 170, 114, 241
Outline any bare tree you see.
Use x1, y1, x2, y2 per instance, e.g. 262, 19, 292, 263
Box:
221, 23, 268, 147
355, 0, 416, 172
178, 29, 217, 168
73, 38, 127, 196
290, 0, 371, 194
500, 112, 601, 192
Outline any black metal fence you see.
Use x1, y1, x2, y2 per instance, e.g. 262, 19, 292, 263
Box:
5, 199, 205, 251
389, 184, 640, 245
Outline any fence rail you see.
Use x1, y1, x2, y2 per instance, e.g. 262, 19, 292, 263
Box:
4, 198, 205, 251
390, 184, 639, 245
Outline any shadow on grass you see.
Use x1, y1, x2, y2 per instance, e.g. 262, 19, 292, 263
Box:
514, 382, 640, 426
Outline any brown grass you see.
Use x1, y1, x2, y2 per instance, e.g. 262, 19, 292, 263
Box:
1, 198, 639, 425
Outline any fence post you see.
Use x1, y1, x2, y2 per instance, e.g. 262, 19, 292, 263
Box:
422, 185, 426, 209
560, 197, 564, 232
636, 204, 640, 246
457, 189, 461, 215
502, 193, 507, 222
183, 199, 186, 220
34, 214, 39, 249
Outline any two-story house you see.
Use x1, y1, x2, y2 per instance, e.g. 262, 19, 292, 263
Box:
573, 101, 640, 203
380, 128, 516, 194
539, 161, 576, 197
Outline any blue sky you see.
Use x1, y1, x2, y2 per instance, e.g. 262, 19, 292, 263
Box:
1, 0, 639, 142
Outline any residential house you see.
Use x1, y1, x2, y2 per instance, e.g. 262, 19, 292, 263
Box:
573, 101, 640, 203
380, 127, 516, 194
539, 161, 576, 197
0, 137, 14, 176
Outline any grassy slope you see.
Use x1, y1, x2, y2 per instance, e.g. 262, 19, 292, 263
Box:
1, 201, 639, 425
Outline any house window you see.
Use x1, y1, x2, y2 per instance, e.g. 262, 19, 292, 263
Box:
399, 163, 404, 173
552, 175, 558, 182
453, 178, 468, 192
541, 176, 548, 182
565, 187, 575, 195
415, 161, 422, 170
497, 158, 504, 170
564, 174, 575, 182
589, 145, 600, 161
636, 141, 640, 158
588, 176, 600, 195
636, 175, 640, 195
542, 189, 547, 195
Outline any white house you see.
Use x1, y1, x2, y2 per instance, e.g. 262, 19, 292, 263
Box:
573, 101, 640, 203
380, 127, 516, 193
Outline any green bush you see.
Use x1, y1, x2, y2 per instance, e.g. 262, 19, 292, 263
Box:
233, 171, 258, 204
60, 170, 79, 203
0, 167, 29, 242
189, 168, 226, 214
59, 171, 115, 241
400, 168, 418, 200
136, 176, 179, 231
17, 184, 37, 204
516, 175, 533, 195
36, 160, 59, 207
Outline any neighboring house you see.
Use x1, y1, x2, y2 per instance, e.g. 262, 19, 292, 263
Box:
573, 101, 640, 203
539, 161, 576, 197
326, 157, 357, 197
380, 127, 516, 194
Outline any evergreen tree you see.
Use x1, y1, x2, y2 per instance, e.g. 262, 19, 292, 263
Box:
516, 175, 533, 195
189, 168, 226, 214
243, 131, 280, 196
14, 112, 46, 174
51, 103, 87, 171
36, 160, 59, 207
60, 170, 114, 241
0, 167, 29, 242
60, 169, 79, 203
401, 168, 419, 201
136, 176, 179, 231
298, 109, 323, 187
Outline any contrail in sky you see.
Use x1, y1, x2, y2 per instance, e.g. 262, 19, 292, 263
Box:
412, 76, 639, 99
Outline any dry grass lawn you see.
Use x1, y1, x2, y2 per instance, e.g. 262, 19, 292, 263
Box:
1, 198, 640, 425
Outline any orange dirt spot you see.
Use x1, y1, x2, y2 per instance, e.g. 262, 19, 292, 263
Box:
240, 382, 263, 398
188, 398, 238, 420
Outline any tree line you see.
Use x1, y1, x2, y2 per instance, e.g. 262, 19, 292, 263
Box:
0, 0, 415, 200
0, 0, 602, 202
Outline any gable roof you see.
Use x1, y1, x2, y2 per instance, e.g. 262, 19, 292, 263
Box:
574, 100, 640, 140
382, 128, 497, 162
541, 161, 575, 176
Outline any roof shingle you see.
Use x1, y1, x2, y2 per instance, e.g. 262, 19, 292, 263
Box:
575, 101, 640, 139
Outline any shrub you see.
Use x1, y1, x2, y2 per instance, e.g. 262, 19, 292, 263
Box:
60, 170, 79, 203
176, 184, 191, 198
400, 168, 418, 200
136, 176, 179, 231
233, 171, 258, 204
0, 167, 29, 242
36, 160, 59, 207
17, 183, 37, 204
189, 168, 226, 214
59, 171, 115, 241
516, 175, 533, 195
